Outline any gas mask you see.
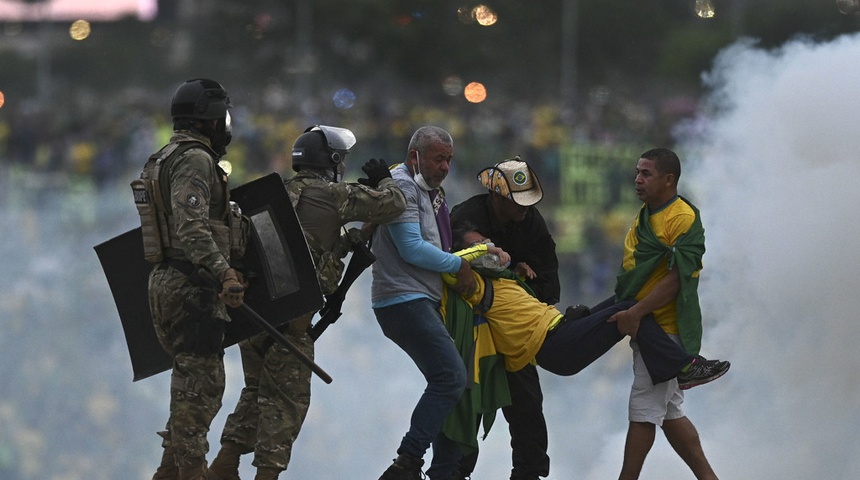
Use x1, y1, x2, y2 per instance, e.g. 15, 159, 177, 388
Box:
210, 111, 233, 157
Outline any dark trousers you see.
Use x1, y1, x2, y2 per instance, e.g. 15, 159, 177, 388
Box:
458, 364, 550, 479
536, 299, 692, 385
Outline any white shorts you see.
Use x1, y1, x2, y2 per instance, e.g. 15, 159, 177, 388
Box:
628, 336, 685, 426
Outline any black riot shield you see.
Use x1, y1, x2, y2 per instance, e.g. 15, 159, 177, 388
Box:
94, 173, 323, 381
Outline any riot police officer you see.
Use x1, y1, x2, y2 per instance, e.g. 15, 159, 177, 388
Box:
207, 126, 406, 480
142, 78, 247, 480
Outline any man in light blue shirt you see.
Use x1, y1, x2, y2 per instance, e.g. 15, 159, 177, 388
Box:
372, 126, 476, 480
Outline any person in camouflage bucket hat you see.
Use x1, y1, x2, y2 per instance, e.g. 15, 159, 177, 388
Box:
207, 125, 406, 480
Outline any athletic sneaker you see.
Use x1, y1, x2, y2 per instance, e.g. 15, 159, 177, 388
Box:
677, 355, 730, 389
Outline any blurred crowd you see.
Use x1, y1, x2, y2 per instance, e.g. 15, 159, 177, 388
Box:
0, 82, 696, 196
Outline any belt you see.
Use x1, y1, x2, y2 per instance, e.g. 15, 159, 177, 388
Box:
157, 258, 196, 276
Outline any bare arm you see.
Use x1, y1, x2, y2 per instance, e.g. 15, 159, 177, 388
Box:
608, 267, 680, 337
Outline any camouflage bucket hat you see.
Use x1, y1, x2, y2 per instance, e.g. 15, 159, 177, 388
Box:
477, 156, 543, 206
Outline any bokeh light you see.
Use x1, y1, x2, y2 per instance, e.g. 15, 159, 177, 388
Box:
395, 11, 428, 26
695, 0, 715, 18
332, 88, 356, 109
473, 5, 498, 26
464, 82, 487, 103
442, 75, 464, 96
69, 20, 91, 40
0, 90, 5, 109
836, 0, 860, 14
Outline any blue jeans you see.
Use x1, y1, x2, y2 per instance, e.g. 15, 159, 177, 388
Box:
375, 298, 467, 478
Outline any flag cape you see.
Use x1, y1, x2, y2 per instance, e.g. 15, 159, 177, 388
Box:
614, 196, 705, 354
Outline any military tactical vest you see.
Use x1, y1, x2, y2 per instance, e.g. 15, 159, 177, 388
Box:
132, 139, 247, 263
284, 173, 353, 295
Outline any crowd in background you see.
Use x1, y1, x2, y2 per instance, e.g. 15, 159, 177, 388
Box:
0, 80, 694, 190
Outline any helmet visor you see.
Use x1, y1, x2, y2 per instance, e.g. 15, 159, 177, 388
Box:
311, 125, 356, 152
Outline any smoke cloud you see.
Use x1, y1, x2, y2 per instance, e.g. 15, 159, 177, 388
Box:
672, 32, 860, 480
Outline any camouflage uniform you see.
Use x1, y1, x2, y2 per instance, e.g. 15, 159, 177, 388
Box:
147, 131, 236, 468
217, 168, 406, 471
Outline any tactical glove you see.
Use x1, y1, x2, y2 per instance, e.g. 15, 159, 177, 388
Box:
357, 158, 391, 188
219, 268, 245, 308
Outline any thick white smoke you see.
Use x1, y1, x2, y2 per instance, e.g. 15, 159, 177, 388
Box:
676, 33, 860, 480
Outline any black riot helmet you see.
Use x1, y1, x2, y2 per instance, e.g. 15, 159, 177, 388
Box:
291, 125, 357, 177
171, 78, 232, 120
170, 78, 233, 157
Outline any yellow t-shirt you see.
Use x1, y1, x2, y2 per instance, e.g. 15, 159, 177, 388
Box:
621, 199, 700, 333
443, 257, 561, 372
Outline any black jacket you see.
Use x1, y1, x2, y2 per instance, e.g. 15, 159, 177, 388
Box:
451, 194, 560, 305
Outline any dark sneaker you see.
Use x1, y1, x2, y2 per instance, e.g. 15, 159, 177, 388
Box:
677, 355, 730, 390
564, 304, 591, 321
379, 454, 425, 480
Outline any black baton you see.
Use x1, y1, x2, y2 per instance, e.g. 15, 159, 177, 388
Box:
235, 300, 333, 384
198, 268, 333, 384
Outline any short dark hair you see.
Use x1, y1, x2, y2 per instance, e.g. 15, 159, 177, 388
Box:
640, 147, 681, 182
451, 219, 479, 251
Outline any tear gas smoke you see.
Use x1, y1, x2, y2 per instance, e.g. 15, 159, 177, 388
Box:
668, 33, 860, 480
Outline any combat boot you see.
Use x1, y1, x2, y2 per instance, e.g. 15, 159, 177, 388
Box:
178, 458, 208, 480
379, 453, 425, 480
254, 466, 282, 480
152, 446, 178, 480
206, 442, 243, 480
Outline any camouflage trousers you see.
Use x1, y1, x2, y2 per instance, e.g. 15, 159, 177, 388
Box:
149, 265, 227, 467
218, 314, 314, 470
